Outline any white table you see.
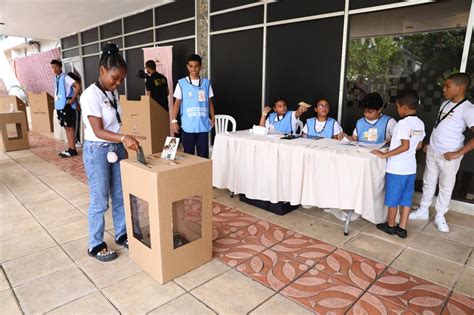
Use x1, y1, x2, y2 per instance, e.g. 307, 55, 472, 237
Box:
212, 131, 387, 228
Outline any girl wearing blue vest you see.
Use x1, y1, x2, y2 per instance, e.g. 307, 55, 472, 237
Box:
171, 54, 215, 158
51, 59, 81, 157
259, 98, 307, 134
81, 43, 140, 262
302, 99, 344, 138
347, 92, 396, 144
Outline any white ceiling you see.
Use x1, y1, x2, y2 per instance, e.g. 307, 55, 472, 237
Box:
0, 0, 173, 40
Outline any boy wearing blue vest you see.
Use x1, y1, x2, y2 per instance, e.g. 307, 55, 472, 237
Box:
371, 89, 425, 238
51, 59, 81, 157
348, 92, 396, 144
302, 98, 344, 138
259, 98, 307, 134
171, 54, 215, 158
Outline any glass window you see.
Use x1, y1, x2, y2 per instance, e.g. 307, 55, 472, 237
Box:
172, 195, 203, 249
130, 195, 152, 248
6, 123, 22, 140
343, 0, 472, 202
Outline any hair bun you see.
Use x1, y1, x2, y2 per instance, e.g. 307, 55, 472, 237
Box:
101, 42, 119, 56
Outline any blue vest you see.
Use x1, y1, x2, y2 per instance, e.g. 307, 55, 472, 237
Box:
356, 114, 391, 144
306, 117, 335, 138
179, 77, 211, 133
267, 111, 294, 134
54, 73, 76, 110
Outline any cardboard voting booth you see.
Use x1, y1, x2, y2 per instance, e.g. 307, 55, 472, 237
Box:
0, 112, 29, 152
27, 92, 54, 132
120, 95, 170, 155
120, 153, 212, 284
0, 96, 28, 131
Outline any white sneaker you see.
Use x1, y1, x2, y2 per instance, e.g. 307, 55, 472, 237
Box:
409, 207, 429, 220
434, 215, 450, 233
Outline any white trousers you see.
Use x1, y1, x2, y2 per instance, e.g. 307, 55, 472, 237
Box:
420, 146, 463, 216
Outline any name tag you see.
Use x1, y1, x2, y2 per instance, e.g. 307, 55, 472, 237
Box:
366, 128, 378, 142
198, 89, 205, 102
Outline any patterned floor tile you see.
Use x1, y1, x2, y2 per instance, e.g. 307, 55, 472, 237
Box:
27, 132, 86, 184
314, 248, 386, 290
212, 208, 260, 241
271, 233, 336, 267
232, 220, 296, 248
368, 267, 450, 314
213, 236, 266, 267
347, 292, 415, 315
280, 268, 363, 314
236, 249, 310, 291
442, 291, 474, 315
212, 202, 234, 216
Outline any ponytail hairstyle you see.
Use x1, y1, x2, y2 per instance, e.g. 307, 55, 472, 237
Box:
99, 43, 127, 71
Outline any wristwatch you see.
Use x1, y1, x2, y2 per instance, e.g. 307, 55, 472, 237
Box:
171, 119, 178, 124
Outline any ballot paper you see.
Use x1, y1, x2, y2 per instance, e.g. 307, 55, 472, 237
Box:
338, 137, 387, 150
298, 101, 311, 108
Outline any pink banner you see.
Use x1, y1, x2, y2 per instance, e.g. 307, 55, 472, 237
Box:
142, 46, 173, 109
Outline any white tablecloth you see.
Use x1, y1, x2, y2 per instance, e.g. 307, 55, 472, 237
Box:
212, 131, 387, 224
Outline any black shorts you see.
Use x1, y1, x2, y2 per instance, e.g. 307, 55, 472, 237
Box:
57, 105, 78, 128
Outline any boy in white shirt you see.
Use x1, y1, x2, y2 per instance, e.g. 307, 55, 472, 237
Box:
346, 92, 397, 144
372, 89, 425, 238
409, 73, 474, 232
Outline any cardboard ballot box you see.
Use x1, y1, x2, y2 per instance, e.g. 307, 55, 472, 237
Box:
120, 95, 170, 155
120, 153, 212, 284
0, 112, 29, 152
28, 92, 54, 132
0, 95, 28, 131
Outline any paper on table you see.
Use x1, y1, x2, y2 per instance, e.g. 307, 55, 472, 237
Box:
337, 137, 387, 149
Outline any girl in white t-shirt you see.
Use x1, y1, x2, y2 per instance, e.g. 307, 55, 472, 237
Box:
81, 43, 140, 262
302, 98, 345, 139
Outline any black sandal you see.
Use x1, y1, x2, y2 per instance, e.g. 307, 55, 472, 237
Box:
88, 242, 117, 262
115, 233, 128, 248
376, 222, 396, 235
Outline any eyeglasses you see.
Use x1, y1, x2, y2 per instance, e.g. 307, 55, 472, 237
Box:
317, 104, 329, 109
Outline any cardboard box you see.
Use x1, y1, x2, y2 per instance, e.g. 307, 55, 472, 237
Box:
0, 96, 28, 131
120, 95, 170, 155
120, 153, 212, 284
0, 112, 30, 152
27, 92, 54, 132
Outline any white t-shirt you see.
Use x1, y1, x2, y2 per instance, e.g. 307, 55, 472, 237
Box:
265, 111, 299, 133
81, 84, 122, 142
54, 73, 75, 97
352, 117, 397, 140
386, 116, 425, 175
173, 78, 214, 99
429, 99, 474, 154
302, 119, 343, 135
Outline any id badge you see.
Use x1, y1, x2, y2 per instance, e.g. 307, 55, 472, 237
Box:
368, 128, 378, 142
198, 89, 205, 102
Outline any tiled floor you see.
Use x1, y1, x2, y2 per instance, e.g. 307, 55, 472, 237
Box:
0, 132, 473, 314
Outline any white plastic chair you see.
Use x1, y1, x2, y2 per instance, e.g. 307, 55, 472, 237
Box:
295, 120, 304, 135
215, 115, 237, 134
